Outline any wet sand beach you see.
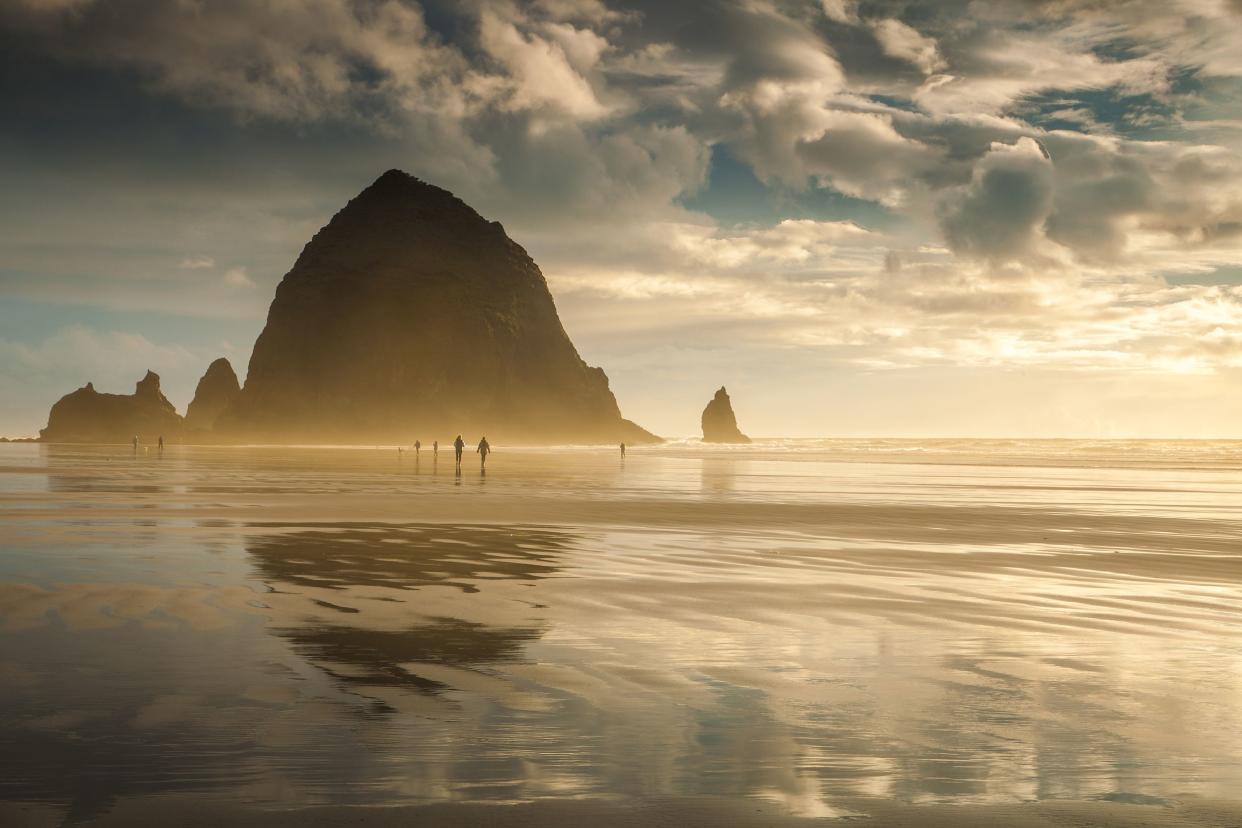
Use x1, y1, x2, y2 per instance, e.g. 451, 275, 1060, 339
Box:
1, 440, 1241, 825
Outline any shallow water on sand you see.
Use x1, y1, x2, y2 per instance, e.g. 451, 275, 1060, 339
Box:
1, 440, 1241, 820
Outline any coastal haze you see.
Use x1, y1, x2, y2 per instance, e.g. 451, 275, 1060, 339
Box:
4, 0, 1242, 826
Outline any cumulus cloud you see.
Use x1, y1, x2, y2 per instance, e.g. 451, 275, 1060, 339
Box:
710, 2, 849, 183
795, 110, 941, 204
178, 256, 215, 270
4, 0, 475, 123
478, 10, 609, 120
912, 27, 1169, 116
532, 0, 626, 25
668, 219, 876, 269
222, 267, 255, 288
820, 0, 857, 24
939, 137, 1056, 262
4, 0, 1242, 435
871, 18, 945, 75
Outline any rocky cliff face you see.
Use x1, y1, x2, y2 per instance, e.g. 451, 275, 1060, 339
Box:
701, 387, 750, 443
185, 358, 241, 432
40, 371, 183, 443
219, 169, 657, 444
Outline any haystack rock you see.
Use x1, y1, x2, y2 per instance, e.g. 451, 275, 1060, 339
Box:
701, 386, 750, 443
40, 370, 183, 443
185, 357, 241, 432
218, 169, 657, 444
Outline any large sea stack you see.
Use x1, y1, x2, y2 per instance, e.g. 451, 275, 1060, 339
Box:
218, 170, 656, 444
184, 358, 241, 432
40, 371, 183, 443
701, 386, 750, 443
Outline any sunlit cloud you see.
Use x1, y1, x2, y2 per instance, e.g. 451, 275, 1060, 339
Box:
222, 267, 256, 288
2, 0, 1242, 435
178, 256, 215, 270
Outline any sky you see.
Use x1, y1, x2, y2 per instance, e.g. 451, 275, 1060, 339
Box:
3, 0, 1242, 438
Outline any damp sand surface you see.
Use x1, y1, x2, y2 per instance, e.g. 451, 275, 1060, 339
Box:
2, 440, 1242, 825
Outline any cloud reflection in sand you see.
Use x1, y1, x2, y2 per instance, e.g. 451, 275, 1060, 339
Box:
4, 443, 1242, 820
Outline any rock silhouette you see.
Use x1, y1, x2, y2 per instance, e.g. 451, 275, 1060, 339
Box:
40, 371, 183, 444
701, 387, 750, 443
184, 358, 241, 432
218, 169, 658, 444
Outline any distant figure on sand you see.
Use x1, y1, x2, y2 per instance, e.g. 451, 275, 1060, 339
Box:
132, 435, 138, 451
158, 436, 164, 452
453, 435, 465, 465
477, 436, 491, 468
433, 440, 439, 459
620, 442, 626, 457
414, 440, 421, 455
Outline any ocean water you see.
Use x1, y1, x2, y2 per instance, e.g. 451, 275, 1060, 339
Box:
1, 440, 1241, 820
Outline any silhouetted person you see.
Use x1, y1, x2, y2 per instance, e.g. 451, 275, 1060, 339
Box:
433, 440, 439, 458
414, 439, 421, 455
453, 435, 465, 466
132, 435, 139, 451
620, 442, 626, 457
477, 436, 491, 469
158, 435, 164, 452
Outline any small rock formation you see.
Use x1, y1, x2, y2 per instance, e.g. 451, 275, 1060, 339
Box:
39, 370, 183, 444
701, 386, 750, 443
218, 169, 658, 444
184, 358, 241, 432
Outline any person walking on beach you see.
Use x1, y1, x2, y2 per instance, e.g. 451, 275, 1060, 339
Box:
158, 435, 164, 452
132, 435, 139, 451
414, 439, 421, 455
433, 440, 439, 459
453, 435, 465, 466
477, 436, 491, 469
620, 442, 626, 457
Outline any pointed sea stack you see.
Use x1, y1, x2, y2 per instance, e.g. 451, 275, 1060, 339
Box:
40, 370, 183, 443
185, 358, 241, 432
701, 386, 750, 443
218, 170, 657, 444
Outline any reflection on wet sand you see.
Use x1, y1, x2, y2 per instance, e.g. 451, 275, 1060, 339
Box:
699, 457, 737, 495
0, 616, 275, 821
0, 522, 576, 821
246, 523, 566, 592
4, 443, 1242, 824
247, 525, 562, 698
284, 618, 542, 696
